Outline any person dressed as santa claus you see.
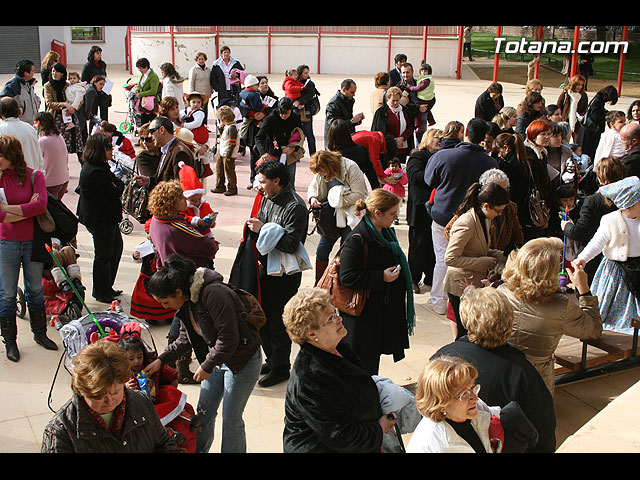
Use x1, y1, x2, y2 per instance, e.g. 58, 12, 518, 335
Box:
178, 161, 217, 238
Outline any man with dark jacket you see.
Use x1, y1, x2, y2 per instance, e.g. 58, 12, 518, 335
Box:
324, 79, 364, 149
620, 122, 640, 178
388, 53, 407, 87
423, 118, 498, 315
0, 59, 41, 125
247, 160, 309, 387
134, 115, 196, 189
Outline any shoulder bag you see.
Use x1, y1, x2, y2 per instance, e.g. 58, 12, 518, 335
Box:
316, 233, 369, 316
524, 160, 550, 229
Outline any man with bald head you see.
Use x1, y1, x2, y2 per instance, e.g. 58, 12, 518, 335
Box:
619, 122, 640, 178
0, 96, 44, 170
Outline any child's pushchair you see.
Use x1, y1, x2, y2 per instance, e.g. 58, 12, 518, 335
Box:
49, 305, 200, 452
110, 150, 151, 235
119, 78, 140, 136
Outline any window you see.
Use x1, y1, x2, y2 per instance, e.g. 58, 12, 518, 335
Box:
71, 27, 105, 42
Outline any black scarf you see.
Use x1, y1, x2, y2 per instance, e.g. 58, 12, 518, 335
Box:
48, 62, 68, 101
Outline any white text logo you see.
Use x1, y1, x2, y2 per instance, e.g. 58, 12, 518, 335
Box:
494, 37, 628, 55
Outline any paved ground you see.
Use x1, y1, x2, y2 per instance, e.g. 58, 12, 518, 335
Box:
1, 59, 639, 453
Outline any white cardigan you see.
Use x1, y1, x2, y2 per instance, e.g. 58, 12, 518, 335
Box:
578, 210, 640, 263
406, 399, 500, 453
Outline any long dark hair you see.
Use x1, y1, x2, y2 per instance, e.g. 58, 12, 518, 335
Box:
147, 254, 196, 300
327, 119, 356, 151
82, 133, 111, 165
34, 111, 60, 136
455, 182, 510, 217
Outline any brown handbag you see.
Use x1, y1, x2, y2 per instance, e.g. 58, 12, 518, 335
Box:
316, 233, 369, 316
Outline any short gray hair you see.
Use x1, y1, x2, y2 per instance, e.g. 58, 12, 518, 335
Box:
479, 168, 509, 189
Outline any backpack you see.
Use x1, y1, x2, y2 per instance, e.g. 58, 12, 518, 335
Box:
223, 282, 266, 331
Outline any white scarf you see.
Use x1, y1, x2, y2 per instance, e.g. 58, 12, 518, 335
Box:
568, 91, 582, 132
387, 102, 407, 146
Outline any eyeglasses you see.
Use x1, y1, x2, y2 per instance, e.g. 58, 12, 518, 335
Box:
324, 307, 341, 325
490, 204, 507, 215
455, 383, 481, 402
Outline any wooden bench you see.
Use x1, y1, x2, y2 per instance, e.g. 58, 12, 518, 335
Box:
555, 317, 640, 386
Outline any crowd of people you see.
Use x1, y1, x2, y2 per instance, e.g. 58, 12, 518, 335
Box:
1, 42, 639, 454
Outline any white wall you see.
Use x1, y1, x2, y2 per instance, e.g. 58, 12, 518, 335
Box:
129, 32, 460, 78
38, 26, 128, 67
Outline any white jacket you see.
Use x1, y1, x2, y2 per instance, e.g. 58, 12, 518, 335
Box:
578, 209, 640, 263
0, 117, 44, 170
407, 399, 500, 453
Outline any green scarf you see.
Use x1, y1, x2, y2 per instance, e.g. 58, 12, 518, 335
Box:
364, 216, 415, 335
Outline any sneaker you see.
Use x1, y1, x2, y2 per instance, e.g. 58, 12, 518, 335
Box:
426, 300, 447, 315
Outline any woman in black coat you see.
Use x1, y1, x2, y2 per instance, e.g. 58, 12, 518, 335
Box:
209, 46, 244, 107
282, 288, 396, 453
338, 189, 413, 375
80, 46, 111, 124
326, 118, 378, 190
474, 82, 504, 122
76, 133, 124, 303
515, 91, 545, 138
577, 85, 619, 161
371, 86, 415, 164
406, 128, 442, 292
494, 132, 530, 229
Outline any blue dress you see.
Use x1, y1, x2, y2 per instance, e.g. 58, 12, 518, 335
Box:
591, 257, 640, 334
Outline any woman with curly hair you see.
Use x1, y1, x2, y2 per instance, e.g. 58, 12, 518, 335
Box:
497, 237, 602, 394
147, 179, 219, 384
159, 63, 186, 112
147, 179, 218, 270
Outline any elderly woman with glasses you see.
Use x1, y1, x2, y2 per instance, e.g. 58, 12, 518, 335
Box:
443, 181, 510, 340
432, 287, 556, 452
281, 287, 397, 453
407, 355, 500, 453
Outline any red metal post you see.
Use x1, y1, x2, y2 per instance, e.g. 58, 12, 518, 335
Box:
617, 26, 629, 96
170, 26, 175, 67
215, 26, 220, 58
317, 26, 321, 74
571, 26, 580, 77
456, 26, 463, 80
422, 26, 428, 62
387, 26, 393, 72
493, 26, 502, 83
267, 25, 272, 74
534, 26, 543, 79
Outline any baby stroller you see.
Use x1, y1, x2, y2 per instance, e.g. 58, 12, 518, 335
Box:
110, 150, 150, 235
49, 305, 200, 452
119, 78, 140, 136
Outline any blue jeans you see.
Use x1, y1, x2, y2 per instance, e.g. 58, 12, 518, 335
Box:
316, 227, 351, 262
195, 349, 262, 453
0, 239, 45, 317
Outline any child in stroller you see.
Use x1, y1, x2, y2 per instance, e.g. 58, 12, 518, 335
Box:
117, 323, 199, 453
43, 242, 85, 323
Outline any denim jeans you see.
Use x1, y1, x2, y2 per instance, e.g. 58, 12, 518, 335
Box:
195, 349, 262, 453
0, 239, 45, 317
316, 227, 351, 262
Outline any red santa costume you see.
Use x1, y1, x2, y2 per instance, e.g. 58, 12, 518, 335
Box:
178, 162, 216, 237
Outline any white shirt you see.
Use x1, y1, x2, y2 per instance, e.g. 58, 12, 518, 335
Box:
0, 117, 44, 170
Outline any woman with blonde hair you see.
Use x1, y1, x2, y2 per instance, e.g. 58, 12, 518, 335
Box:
497, 237, 602, 394
407, 355, 501, 453
406, 128, 442, 292
557, 74, 588, 141
337, 188, 413, 375
282, 287, 396, 452
492, 106, 517, 134
40, 50, 60, 90
432, 287, 557, 452
371, 86, 415, 163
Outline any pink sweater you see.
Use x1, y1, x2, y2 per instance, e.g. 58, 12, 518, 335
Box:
39, 133, 70, 187
0, 168, 48, 241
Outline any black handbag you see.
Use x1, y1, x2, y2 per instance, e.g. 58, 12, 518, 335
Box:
310, 201, 341, 239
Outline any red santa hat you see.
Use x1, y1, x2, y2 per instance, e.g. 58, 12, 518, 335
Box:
178, 161, 205, 198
